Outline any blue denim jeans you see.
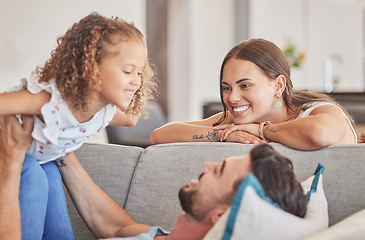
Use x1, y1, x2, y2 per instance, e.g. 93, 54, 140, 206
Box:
19, 154, 74, 240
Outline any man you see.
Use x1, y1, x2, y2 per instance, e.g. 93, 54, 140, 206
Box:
0, 115, 307, 240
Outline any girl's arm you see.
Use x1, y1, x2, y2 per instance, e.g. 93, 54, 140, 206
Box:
108, 109, 141, 127
218, 105, 355, 150
149, 112, 229, 145
57, 152, 151, 238
0, 90, 50, 115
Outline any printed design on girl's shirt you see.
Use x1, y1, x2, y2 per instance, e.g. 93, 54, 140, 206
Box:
51, 105, 60, 114
64, 139, 77, 147
38, 145, 44, 154
79, 126, 86, 133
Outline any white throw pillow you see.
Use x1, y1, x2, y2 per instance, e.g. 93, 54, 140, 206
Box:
203, 163, 328, 240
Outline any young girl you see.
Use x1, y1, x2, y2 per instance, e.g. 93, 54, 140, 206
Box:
1, 12, 157, 239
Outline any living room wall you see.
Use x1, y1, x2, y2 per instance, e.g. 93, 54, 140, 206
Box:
167, 0, 236, 122
0, 0, 146, 91
249, 0, 364, 93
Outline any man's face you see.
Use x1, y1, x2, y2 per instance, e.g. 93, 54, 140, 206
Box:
179, 155, 251, 222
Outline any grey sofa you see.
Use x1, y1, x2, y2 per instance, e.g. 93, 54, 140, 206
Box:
66, 142, 365, 239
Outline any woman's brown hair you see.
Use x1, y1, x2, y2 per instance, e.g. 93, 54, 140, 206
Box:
32, 12, 158, 114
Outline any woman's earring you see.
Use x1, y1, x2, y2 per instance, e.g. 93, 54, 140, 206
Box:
274, 95, 282, 108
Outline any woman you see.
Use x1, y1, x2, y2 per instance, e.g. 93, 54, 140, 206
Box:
149, 38, 358, 150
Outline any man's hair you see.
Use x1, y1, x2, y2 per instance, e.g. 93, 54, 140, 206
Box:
249, 144, 307, 217
223, 144, 307, 218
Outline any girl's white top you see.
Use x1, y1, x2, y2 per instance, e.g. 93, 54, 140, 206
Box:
296, 102, 357, 142
9, 79, 116, 164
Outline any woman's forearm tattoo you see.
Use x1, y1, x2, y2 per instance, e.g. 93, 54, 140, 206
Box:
192, 130, 219, 141
268, 127, 277, 133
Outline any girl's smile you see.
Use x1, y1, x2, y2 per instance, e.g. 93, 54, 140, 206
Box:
123, 90, 135, 100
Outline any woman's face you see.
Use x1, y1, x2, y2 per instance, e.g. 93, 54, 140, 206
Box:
221, 58, 277, 124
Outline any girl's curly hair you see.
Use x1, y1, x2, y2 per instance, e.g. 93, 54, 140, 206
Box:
32, 12, 158, 115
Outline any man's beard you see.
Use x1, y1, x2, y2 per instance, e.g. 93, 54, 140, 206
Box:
178, 186, 207, 222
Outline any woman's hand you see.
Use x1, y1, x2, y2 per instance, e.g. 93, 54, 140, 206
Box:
213, 123, 265, 144
225, 130, 264, 144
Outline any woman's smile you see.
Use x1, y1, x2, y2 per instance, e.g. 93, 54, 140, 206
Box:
232, 105, 250, 114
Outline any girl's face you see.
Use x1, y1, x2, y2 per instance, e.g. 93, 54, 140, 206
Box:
97, 38, 147, 109
221, 58, 277, 124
